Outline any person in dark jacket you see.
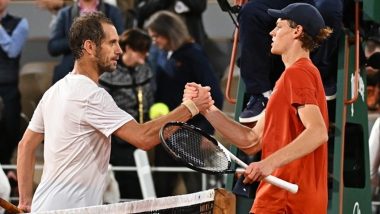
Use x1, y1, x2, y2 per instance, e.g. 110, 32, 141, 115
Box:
145, 11, 223, 197
0, 0, 29, 168
136, 0, 208, 46
48, 0, 124, 84
99, 28, 155, 199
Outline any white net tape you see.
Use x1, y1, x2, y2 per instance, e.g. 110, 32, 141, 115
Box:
33, 189, 215, 214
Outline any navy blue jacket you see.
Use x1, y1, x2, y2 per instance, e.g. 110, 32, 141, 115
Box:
48, 2, 124, 83
155, 42, 223, 134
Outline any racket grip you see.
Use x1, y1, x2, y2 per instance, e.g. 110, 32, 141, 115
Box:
234, 170, 298, 194
264, 175, 298, 194
0, 197, 22, 214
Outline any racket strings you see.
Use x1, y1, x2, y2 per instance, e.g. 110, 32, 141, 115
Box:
163, 126, 230, 173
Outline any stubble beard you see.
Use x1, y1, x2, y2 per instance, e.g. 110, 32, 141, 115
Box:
95, 51, 117, 74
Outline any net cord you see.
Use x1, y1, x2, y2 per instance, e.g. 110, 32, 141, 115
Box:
35, 190, 215, 214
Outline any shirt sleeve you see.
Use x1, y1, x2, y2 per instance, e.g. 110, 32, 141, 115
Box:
84, 89, 133, 138
0, 18, 29, 58
28, 99, 45, 133
284, 67, 318, 107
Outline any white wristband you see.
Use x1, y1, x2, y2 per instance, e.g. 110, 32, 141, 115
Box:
181, 100, 199, 117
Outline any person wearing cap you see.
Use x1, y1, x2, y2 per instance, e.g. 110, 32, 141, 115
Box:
183, 2, 332, 213
238, 0, 342, 123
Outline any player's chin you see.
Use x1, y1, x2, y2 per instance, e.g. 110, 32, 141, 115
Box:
109, 63, 117, 70
270, 48, 280, 55
103, 65, 117, 73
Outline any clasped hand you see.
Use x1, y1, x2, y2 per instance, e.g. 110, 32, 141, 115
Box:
183, 82, 214, 114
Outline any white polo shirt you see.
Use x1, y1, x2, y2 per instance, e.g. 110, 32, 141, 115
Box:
29, 73, 133, 212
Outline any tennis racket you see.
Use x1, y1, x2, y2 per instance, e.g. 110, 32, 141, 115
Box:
0, 197, 22, 214
159, 121, 298, 194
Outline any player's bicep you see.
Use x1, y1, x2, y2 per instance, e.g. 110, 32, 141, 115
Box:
253, 112, 265, 139
18, 129, 44, 152
297, 104, 326, 129
297, 104, 328, 146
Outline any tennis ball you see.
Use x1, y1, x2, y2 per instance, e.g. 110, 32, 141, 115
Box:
149, 102, 169, 120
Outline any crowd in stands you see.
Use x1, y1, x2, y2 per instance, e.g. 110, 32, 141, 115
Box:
1, 0, 380, 212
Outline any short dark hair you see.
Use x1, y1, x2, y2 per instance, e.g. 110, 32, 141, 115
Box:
288, 20, 332, 51
119, 28, 151, 53
69, 12, 113, 59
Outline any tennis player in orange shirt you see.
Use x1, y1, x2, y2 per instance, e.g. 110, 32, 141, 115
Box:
184, 3, 332, 213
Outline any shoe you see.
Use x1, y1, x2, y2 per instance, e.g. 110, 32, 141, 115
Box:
324, 84, 337, 101
239, 94, 268, 123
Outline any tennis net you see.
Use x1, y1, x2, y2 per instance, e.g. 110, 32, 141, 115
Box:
34, 188, 235, 214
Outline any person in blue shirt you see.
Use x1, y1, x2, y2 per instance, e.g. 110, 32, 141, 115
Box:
48, 0, 124, 84
0, 0, 29, 170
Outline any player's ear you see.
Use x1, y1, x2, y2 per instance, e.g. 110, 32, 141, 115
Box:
83, 40, 96, 56
293, 25, 303, 38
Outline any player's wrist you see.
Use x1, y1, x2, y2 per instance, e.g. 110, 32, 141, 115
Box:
181, 99, 199, 117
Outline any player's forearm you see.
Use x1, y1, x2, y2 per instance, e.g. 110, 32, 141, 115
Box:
139, 105, 193, 149
116, 104, 193, 151
17, 143, 36, 208
264, 124, 328, 169
203, 105, 261, 153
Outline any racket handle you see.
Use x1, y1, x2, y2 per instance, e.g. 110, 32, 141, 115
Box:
220, 143, 298, 193
0, 197, 22, 214
234, 169, 298, 194
264, 175, 298, 194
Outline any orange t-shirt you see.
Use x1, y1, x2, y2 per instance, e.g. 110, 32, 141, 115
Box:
251, 58, 329, 214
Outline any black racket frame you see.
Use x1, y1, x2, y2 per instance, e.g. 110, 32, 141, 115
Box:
159, 121, 236, 175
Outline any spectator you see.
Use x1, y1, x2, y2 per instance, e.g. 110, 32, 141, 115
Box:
366, 52, 380, 111
36, 0, 66, 14
311, 0, 343, 101
136, 1, 228, 81
136, 0, 208, 46
363, 20, 380, 57
0, 0, 29, 168
99, 28, 154, 199
35, 0, 67, 28
145, 11, 223, 197
48, 0, 124, 84
115, 0, 137, 29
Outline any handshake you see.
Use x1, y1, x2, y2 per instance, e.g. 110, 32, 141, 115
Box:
182, 82, 216, 116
